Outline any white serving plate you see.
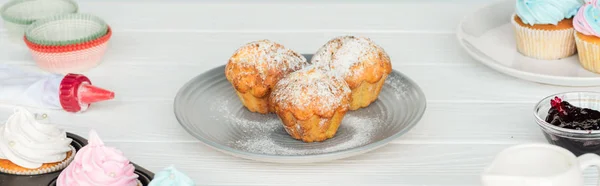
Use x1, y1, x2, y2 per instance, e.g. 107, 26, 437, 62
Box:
456, 0, 600, 87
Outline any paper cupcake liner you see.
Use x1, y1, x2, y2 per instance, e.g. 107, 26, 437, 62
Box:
30, 41, 109, 73
574, 32, 600, 74
511, 14, 576, 60
25, 13, 107, 46
25, 26, 112, 53
0, 0, 78, 25
0, 145, 76, 175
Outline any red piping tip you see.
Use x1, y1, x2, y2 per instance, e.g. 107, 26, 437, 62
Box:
78, 83, 115, 104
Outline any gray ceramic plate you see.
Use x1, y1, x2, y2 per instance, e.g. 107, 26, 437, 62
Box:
174, 55, 426, 163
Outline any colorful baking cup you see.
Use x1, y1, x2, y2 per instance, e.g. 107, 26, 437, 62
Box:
24, 27, 112, 73
0, 0, 78, 41
25, 13, 108, 46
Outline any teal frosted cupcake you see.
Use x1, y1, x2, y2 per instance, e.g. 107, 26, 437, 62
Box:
149, 166, 194, 186
512, 0, 583, 60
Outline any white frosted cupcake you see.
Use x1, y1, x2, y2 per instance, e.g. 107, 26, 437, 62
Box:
0, 107, 75, 175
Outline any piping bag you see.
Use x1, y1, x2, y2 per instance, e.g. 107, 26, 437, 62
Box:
0, 64, 114, 113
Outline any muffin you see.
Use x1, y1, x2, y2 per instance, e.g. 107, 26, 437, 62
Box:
0, 107, 75, 175
56, 130, 141, 186
512, 0, 582, 60
269, 65, 351, 142
311, 36, 391, 110
225, 39, 308, 114
574, 0, 600, 73
149, 166, 195, 186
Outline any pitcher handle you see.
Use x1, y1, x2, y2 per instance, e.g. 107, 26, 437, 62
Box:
578, 153, 600, 185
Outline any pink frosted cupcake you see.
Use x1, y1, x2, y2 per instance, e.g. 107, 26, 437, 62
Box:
573, 0, 600, 73
56, 130, 141, 186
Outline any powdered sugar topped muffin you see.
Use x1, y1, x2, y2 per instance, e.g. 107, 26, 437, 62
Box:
269, 65, 351, 142
225, 39, 308, 114
311, 35, 392, 110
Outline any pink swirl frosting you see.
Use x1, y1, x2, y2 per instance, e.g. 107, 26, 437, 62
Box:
574, 0, 600, 37
56, 130, 139, 186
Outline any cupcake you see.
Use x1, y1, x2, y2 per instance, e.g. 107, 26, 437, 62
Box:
0, 107, 75, 175
269, 65, 351, 142
225, 39, 308, 114
149, 166, 195, 186
57, 130, 141, 186
574, 0, 600, 73
311, 36, 391, 110
512, 0, 583, 60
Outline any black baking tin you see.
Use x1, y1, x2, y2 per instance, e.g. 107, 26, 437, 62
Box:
0, 132, 154, 186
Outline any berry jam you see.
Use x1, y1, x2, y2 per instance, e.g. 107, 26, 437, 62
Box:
542, 96, 600, 156
545, 96, 600, 130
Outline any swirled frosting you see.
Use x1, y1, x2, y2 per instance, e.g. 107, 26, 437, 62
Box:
149, 166, 195, 186
0, 107, 72, 169
57, 130, 139, 186
574, 0, 600, 37
516, 0, 583, 25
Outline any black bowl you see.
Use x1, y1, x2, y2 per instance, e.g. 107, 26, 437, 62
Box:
0, 132, 154, 186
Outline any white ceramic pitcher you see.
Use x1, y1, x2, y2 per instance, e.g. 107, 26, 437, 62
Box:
481, 143, 600, 186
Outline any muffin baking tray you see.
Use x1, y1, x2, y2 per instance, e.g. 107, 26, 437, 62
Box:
0, 132, 154, 186
174, 54, 426, 163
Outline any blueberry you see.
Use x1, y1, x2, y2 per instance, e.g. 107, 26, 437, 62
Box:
546, 97, 600, 131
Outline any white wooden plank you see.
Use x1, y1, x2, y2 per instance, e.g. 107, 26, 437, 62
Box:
106, 143, 506, 186
400, 65, 600, 103
0, 101, 549, 144
55, 65, 600, 102
0, 1, 489, 32
1, 59, 596, 103
99, 142, 600, 186
0, 32, 471, 66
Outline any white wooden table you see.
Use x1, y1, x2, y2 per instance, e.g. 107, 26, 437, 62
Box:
2, 0, 599, 185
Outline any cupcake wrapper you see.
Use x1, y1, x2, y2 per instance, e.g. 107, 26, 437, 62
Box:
0, 0, 78, 25
25, 13, 107, 46
511, 14, 576, 60
25, 26, 112, 53
24, 26, 111, 73
30, 41, 109, 73
0, 145, 76, 175
574, 33, 600, 73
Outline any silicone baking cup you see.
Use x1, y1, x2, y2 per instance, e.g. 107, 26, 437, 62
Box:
0, 0, 78, 41
25, 13, 108, 46
24, 27, 112, 73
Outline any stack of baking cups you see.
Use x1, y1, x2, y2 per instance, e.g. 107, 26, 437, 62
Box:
0, 0, 78, 42
23, 13, 112, 73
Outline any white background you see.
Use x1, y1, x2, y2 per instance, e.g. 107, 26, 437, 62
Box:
2, 0, 599, 185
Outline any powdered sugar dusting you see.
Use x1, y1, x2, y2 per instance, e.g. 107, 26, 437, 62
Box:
209, 93, 380, 156
232, 114, 378, 155
228, 40, 307, 80
384, 73, 409, 100
211, 97, 279, 134
270, 65, 351, 113
311, 36, 383, 78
